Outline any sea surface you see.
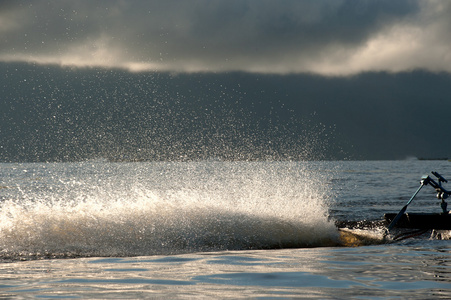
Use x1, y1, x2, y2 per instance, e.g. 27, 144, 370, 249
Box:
0, 160, 450, 298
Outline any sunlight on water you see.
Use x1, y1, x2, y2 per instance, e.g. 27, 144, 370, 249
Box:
1, 161, 451, 299
0, 162, 341, 260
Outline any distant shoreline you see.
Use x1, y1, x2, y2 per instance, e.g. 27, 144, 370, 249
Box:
417, 158, 451, 161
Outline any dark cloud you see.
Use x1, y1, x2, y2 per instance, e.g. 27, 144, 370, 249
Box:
1, 1, 451, 162
1, 63, 450, 162
1, 0, 449, 74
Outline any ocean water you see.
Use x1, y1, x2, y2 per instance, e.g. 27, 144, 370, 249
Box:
0, 160, 450, 298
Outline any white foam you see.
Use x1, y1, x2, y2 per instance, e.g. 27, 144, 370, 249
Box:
0, 162, 340, 259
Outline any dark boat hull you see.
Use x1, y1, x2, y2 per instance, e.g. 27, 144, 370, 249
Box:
384, 213, 451, 230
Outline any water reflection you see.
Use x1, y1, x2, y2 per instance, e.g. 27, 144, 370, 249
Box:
0, 242, 450, 298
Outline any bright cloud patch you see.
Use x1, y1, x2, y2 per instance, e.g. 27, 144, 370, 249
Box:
0, 0, 450, 75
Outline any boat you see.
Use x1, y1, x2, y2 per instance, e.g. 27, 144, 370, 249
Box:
384, 212, 451, 230
385, 171, 450, 231
337, 171, 451, 244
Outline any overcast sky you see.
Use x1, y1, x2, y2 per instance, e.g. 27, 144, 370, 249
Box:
1, 0, 451, 75
1, 1, 451, 161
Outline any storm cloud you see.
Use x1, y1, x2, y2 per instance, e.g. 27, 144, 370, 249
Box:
2, 62, 451, 162
1, 0, 451, 75
1, 1, 451, 162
